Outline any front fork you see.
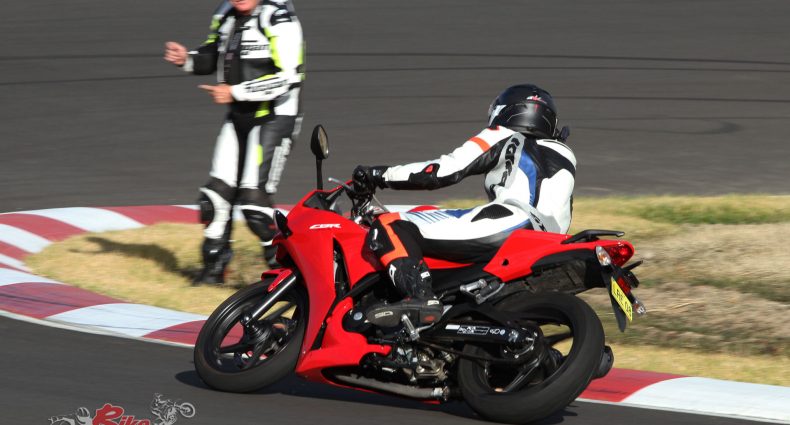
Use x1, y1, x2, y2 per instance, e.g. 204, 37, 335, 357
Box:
240, 269, 299, 329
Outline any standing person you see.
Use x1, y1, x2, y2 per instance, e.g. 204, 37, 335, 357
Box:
164, 0, 304, 284
353, 84, 576, 326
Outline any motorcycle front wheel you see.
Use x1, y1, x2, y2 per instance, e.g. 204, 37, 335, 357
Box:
458, 292, 604, 424
194, 278, 307, 393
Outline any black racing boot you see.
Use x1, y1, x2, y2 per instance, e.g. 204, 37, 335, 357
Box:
366, 259, 443, 328
193, 238, 232, 284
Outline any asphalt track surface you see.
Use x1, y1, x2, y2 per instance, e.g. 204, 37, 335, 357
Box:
0, 316, 769, 425
1, 0, 788, 423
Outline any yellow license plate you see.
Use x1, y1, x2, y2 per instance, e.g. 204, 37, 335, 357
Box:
610, 277, 633, 321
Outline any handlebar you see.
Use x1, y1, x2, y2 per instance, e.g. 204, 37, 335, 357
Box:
325, 177, 388, 224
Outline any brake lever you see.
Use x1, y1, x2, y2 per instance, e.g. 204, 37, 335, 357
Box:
370, 192, 389, 213
327, 177, 355, 193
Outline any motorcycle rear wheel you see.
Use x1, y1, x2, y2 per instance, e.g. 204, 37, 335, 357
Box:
458, 292, 604, 424
194, 278, 307, 393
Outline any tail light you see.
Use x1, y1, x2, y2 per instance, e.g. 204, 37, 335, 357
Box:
603, 242, 634, 266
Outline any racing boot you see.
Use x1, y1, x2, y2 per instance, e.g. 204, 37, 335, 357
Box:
193, 238, 232, 285
366, 258, 443, 328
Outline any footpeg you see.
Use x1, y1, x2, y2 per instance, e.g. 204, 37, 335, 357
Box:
401, 314, 420, 341
460, 279, 504, 304
366, 298, 444, 328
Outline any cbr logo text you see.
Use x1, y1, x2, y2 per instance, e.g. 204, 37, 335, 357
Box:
309, 223, 341, 229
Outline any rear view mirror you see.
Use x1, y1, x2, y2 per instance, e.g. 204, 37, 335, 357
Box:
310, 125, 330, 160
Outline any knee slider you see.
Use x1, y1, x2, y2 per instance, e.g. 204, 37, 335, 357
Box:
198, 178, 235, 224
198, 193, 214, 224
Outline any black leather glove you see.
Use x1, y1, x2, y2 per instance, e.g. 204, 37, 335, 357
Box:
352, 165, 387, 194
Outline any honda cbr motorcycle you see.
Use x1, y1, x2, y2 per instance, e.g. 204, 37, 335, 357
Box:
194, 125, 646, 424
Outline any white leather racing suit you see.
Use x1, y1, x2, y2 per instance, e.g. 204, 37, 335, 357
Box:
370, 125, 576, 265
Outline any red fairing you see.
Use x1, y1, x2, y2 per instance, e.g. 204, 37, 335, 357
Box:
280, 192, 392, 383
408, 205, 439, 212
281, 201, 345, 366
295, 298, 390, 382
483, 230, 635, 282
262, 268, 294, 292
333, 223, 382, 287
424, 257, 473, 269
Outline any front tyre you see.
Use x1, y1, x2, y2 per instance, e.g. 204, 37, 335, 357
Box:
194, 279, 308, 393
458, 292, 604, 424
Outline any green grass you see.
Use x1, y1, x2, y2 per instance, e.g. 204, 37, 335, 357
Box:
573, 194, 790, 224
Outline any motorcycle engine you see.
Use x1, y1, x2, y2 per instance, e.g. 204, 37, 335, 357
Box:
362, 346, 452, 385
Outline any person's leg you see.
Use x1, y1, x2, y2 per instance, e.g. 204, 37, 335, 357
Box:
239, 115, 296, 265
365, 213, 443, 327
406, 204, 531, 263
195, 121, 240, 284
364, 204, 532, 325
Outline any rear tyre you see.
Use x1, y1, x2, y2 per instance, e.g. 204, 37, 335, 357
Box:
194, 279, 307, 393
458, 292, 604, 424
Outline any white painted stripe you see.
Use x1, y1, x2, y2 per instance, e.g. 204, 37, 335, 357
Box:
577, 398, 790, 425
0, 309, 194, 349
47, 303, 207, 337
622, 377, 790, 423
0, 268, 61, 286
175, 205, 200, 211
21, 207, 143, 232
0, 224, 51, 253
0, 254, 30, 272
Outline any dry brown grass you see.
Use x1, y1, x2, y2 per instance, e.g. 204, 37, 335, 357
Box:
580, 282, 790, 357
637, 223, 790, 302
607, 343, 790, 387
26, 223, 268, 315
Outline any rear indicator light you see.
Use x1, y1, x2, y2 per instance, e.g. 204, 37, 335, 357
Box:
615, 276, 632, 295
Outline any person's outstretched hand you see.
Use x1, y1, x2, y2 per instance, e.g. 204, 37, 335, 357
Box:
164, 41, 187, 66
199, 84, 234, 104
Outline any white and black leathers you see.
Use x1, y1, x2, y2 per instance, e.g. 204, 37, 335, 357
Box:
380, 125, 576, 253
184, 0, 303, 115
182, 0, 304, 281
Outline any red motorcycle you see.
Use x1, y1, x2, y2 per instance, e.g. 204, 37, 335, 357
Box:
194, 126, 646, 424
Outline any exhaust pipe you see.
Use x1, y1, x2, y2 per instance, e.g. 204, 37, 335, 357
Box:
332, 373, 448, 400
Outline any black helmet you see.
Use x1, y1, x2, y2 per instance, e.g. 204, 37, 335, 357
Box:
488, 84, 558, 138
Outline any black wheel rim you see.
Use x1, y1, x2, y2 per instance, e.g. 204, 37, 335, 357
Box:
477, 307, 575, 394
202, 288, 303, 373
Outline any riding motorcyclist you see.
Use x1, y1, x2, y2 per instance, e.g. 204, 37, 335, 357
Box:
353, 84, 577, 327
164, 0, 304, 284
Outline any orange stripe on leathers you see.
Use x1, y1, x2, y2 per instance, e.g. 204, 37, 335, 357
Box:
469, 136, 490, 151
377, 213, 409, 265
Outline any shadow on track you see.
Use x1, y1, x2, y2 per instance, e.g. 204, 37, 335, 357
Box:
174, 370, 577, 424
